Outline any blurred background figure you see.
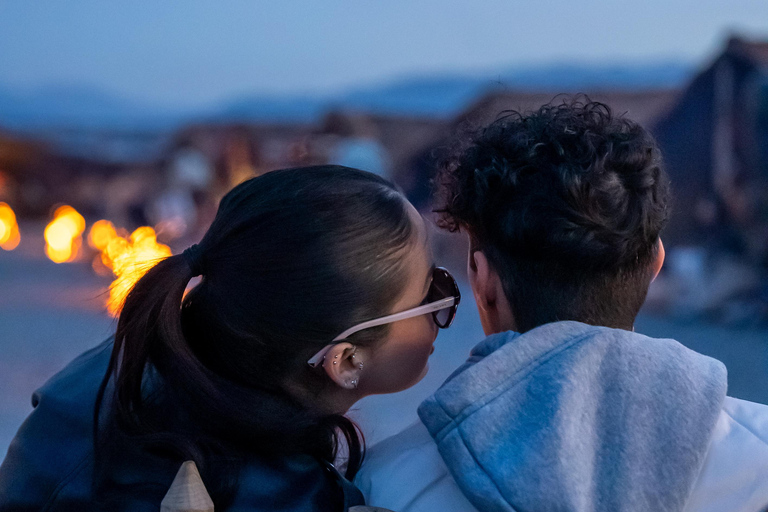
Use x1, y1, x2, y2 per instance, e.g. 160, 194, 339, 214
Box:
1, 1, 767, 462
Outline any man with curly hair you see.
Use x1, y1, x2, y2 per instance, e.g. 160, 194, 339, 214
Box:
357, 99, 768, 512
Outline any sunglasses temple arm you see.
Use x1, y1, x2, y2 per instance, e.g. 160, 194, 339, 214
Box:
307, 344, 335, 368
331, 297, 456, 342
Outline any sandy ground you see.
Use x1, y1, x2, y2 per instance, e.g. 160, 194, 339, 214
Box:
2, 230, 767, 459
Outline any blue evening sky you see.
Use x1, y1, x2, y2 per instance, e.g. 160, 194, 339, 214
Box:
0, 1, 766, 107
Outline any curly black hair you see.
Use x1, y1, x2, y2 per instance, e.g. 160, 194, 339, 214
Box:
435, 97, 670, 331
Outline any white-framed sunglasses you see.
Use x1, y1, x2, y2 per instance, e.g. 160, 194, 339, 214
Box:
307, 267, 461, 368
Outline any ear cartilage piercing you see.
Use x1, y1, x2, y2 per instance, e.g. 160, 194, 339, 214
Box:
358, 362, 364, 370
333, 361, 338, 365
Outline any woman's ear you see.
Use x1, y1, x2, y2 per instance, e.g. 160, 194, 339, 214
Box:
322, 343, 365, 390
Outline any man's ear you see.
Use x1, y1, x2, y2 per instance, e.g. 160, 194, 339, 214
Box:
469, 250, 516, 334
322, 343, 364, 390
651, 238, 665, 282
469, 250, 497, 312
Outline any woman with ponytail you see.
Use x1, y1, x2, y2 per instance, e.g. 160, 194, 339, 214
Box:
0, 166, 461, 511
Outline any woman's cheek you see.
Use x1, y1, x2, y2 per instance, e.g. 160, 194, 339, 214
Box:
368, 342, 431, 393
414, 360, 430, 384
363, 316, 436, 393
393, 337, 434, 389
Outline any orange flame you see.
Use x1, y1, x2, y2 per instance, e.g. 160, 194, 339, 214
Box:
44, 205, 86, 263
0, 202, 20, 251
88, 221, 173, 317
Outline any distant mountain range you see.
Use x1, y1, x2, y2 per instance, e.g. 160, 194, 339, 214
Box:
0, 85, 189, 132
0, 61, 694, 133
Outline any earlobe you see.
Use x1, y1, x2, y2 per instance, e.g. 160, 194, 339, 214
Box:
468, 248, 478, 273
472, 251, 497, 309
468, 251, 482, 311
651, 238, 665, 282
471, 250, 517, 335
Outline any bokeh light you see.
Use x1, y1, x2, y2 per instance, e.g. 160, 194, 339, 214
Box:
44, 205, 85, 263
0, 202, 20, 251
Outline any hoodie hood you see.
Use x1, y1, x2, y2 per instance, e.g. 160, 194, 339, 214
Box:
418, 321, 727, 512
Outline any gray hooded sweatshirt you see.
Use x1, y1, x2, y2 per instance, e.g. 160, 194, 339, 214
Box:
414, 321, 728, 512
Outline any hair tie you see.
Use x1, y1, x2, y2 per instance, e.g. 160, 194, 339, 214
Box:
182, 244, 205, 277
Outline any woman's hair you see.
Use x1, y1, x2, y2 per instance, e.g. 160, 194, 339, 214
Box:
94, 165, 415, 506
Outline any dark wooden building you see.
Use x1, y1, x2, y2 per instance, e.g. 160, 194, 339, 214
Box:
653, 36, 768, 261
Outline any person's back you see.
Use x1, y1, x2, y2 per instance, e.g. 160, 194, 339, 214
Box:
357, 99, 768, 512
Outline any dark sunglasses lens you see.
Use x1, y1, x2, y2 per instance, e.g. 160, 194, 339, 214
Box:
429, 268, 460, 328
434, 306, 453, 327
428, 268, 452, 301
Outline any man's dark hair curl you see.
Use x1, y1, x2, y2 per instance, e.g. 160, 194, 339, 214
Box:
435, 98, 670, 331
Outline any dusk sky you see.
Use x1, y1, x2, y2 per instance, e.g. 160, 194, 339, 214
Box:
1, 1, 767, 108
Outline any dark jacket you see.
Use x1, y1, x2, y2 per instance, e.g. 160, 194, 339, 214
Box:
0, 339, 364, 511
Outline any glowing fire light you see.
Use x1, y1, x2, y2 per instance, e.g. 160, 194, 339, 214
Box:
44, 205, 86, 263
87, 219, 118, 251
88, 221, 172, 316
0, 202, 20, 251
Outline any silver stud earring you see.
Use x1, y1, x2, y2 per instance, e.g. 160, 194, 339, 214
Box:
357, 362, 364, 370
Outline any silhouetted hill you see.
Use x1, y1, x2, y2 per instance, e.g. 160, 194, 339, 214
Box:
0, 61, 693, 132
0, 85, 188, 132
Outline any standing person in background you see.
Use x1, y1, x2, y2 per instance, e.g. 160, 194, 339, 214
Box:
0, 166, 460, 511
357, 100, 768, 512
